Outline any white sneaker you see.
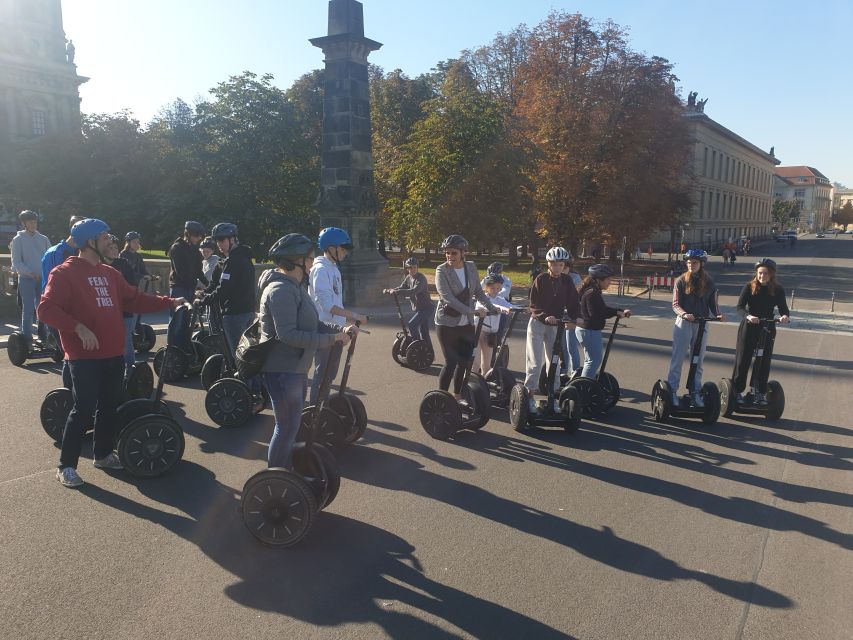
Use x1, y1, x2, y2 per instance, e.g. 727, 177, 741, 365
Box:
94, 452, 123, 470
56, 467, 84, 488
692, 393, 705, 408
528, 398, 538, 414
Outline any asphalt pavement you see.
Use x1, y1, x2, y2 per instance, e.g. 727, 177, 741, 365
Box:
0, 236, 851, 640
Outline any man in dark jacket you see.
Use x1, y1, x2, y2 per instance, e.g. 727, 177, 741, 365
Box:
168, 220, 207, 310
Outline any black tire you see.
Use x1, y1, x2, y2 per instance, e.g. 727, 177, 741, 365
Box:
719, 378, 736, 418
117, 415, 185, 478
205, 378, 253, 428
403, 340, 434, 371
134, 324, 156, 353
201, 353, 226, 391
701, 381, 721, 425
297, 405, 348, 449
115, 398, 163, 436
292, 442, 341, 510
40, 388, 73, 442
125, 362, 154, 400
154, 346, 188, 382
509, 384, 530, 432
326, 393, 368, 444
568, 368, 583, 383
558, 385, 582, 433
568, 377, 608, 418
7, 332, 28, 366
651, 380, 672, 423
598, 372, 620, 409
464, 376, 491, 430
765, 380, 785, 421
391, 334, 407, 366
242, 469, 317, 548
419, 390, 462, 440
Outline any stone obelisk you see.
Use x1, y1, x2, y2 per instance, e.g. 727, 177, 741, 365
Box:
310, 0, 388, 306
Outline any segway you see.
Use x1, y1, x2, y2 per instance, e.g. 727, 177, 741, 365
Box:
131, 276, 158, 353
298, 322, 368, 448
651, 317, 722, 425
152, 304, 208, 382
241, 343, 342, 548
390, 292, 434, 371
719, 318, 786, 421
483, 308, 524, 407
509, 319, 583, 433
567, 317, 624, 418
6, 331, 63, 367
419, 313, 492, 440
199, 305, 234, 391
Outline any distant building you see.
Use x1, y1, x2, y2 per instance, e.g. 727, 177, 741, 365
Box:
833, 187, 853, 210
773, 166, 833, 232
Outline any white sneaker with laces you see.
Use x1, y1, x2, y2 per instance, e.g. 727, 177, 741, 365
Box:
692, 393, 705, 408
56, 467, 84, 488
94, 452, 123, 470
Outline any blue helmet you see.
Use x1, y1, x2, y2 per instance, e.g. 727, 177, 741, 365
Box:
71, 218, 110, 247
318, 227, 353, 251
587, 263, 615, 279
211, 222, 238, 239
684, 249, 707, 262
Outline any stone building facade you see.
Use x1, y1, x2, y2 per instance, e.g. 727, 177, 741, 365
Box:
773, 166, 833, 232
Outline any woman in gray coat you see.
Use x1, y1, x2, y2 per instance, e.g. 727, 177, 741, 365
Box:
434, 235, 503, 399
259, 234, 351, 469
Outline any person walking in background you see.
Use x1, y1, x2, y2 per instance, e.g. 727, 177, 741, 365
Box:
10, 210, 51, 347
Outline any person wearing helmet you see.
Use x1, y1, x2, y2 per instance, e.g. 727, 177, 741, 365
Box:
10, 210, 51, 347
168, 220, 208, 315
576, 263, 631, 380
199, 237, 219, 283
41, 215, 84, 289
732, 259, 790, 405
524, 246, 580, 413
560, 253, 582, 378
104, 234, 140, 375
259, 234, 353, 469
475, 273, 520, 375
667, 250, 723, 407
38, 219, 186, 488
308, 226, 368, 404
383, 257, 434, 346
434, 234, 504, 400
120, 231, 150, 284
483, 261, 513, 343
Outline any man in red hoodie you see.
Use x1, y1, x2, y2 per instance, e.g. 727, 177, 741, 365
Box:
38, 218, 186, 488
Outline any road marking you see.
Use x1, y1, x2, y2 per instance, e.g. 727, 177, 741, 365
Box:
0, 468, 55, 487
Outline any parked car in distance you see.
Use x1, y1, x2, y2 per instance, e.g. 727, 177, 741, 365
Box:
816, 232, 825, 238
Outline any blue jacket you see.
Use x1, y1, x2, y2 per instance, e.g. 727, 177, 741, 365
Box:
41, 240, 75, 286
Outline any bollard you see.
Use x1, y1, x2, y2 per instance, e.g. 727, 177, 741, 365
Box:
831, 292, 835, 313
790, 289, 795, 311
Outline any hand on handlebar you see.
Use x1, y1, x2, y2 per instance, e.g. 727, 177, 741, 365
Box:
618, 309, 631, 319
544, 315, 558, 325
746, 315, 760, 324
779, 315, 790, 324
171, 297, 188, 308
682, 313, 695, 322
475, 308, 488, 318
335, 331, 351, 346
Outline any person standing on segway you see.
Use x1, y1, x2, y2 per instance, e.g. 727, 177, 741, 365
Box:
103, 234, 139, 377
523, 246, 579, 414
732, 259, 790, 405
576, 264, 631, 380
120, 231, 150, 283
561, 255, 583, 378
434, 235, 504, 402
41, 215, 84, 285
383, 256, 434, 347
37, 219, 185, 488
308, 227, 368, 404
10, 210, 51, 348
475, 273, 518, 375
199, 237, 219, 284
666, 250, 723, 407
482, 261, 512, 344
168, 220, 208, 326
260, 234, 352, 469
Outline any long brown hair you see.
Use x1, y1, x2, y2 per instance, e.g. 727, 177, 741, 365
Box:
750, 268, 779, 295
579, 275, 602, 294
681, 265, 710, 296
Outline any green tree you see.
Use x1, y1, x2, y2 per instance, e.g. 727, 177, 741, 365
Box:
771, 199, 800, 231
833, 201, 853, 230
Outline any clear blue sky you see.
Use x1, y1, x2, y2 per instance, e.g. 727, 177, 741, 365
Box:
63, 0, 852, 186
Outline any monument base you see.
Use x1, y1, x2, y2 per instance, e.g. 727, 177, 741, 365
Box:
341, 250, 391, 307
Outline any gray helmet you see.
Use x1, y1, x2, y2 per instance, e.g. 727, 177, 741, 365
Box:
269, 234, 313, 268
440, 234, 468, 251
487, 261, 503, 275
587, 263, 615, 279
184, 220, 205, 236
211, 222, 238, 239
125, 231, 141, 241
483, 273, 504, 286
404, 257, 418, 267
18, 210, 38, 223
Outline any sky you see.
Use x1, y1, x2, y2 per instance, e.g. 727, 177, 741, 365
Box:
62, 0, 852, 186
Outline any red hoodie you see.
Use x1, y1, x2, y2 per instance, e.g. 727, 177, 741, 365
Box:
38, 257, 174, 360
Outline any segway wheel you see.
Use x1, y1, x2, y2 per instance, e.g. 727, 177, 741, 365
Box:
6, 332, 28, 366
719, 378, 736, 418
568, 377, 608, 418
494, 346, 509, 370
463, 376, 491, 430
206, 378, 253, 428
419, 390, 462, 440
135, 324, 156, 353
598, 372, 620, 409
391, 334, 407, 366
297, 406, 348, 449
403, 340, 434, 372
125, 362, 154, 400
40, 388, 73, 442
509, 384, 530, 432
46, 333, 64, 363
700, 381, 721, 425
241, 469, 317, 548
651, 380, 672, 422
765, 381, 785, 421
486, 367, 516, 407
292, 442, 341, 510
154, 346, 188, 382
326, 393, 368, 444
117, 415, 185, 478
201, 333, 226, 356
558, 385, 582, 434
201, 353, 226, 391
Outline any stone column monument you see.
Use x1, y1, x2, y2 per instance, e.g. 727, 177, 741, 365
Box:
310, 0, 388, 306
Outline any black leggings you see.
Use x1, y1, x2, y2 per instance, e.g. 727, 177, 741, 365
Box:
732, 320, 776, 393
436, 324, 476, 394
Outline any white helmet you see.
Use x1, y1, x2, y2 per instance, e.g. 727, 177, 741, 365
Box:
545, 246, 570, 262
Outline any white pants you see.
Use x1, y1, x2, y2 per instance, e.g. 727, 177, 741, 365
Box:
667, 317, 708, 394
524, 318, 560, 394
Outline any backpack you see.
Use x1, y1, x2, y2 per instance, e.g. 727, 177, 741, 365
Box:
234, 320, 278, 379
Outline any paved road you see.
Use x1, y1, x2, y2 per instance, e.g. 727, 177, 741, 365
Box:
1, 243, 851, 639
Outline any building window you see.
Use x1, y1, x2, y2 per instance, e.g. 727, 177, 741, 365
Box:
794, 189, 805, 199
31, 110, 47, 136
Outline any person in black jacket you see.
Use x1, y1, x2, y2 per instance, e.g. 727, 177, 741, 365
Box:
168, 221, 207, 348
732, 259, 790, 405
197, 222, 256, 355
575, 264, 630, 379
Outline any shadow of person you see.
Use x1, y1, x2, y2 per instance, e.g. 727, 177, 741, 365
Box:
339, 446, 793, 609
81, 461, 573, 639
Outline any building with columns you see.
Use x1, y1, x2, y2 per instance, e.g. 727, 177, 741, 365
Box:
773, 166, 833, 232
0, 0, 85, 152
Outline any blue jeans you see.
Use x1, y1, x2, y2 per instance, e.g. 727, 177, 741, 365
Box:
667, 318, 708, 394
576, 327, 604, 379
561, 326, 581, 374
122, 317, 136, 371
59, 356, 125, 470
310, 343, 343, 404
408, 305, 433, 343
18, 276, 41, 343
264, 372, 307, 469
